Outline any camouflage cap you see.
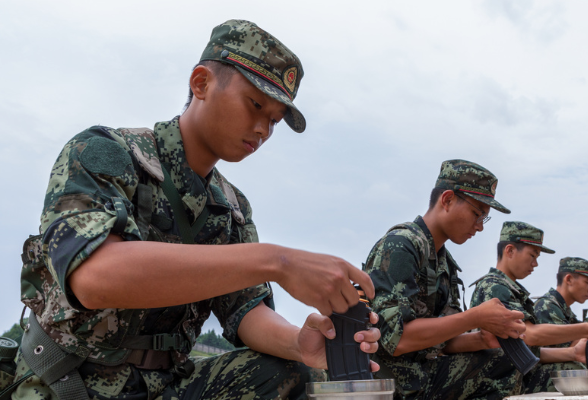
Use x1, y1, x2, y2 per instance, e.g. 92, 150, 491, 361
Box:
200, 19, 306, 133
559, 257, 588, 278
434, 159, 511, 214
499, 221, 555, 254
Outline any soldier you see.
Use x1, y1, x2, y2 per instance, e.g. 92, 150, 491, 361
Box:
534, 257, 588, 336
10, 20, 380, 399
363, 159, 527, 400
470, 222, 588, 394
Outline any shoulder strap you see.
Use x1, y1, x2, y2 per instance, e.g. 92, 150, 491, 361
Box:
20, 312, 90, 400
389, 222, 437, 313
213, 169, 246, 225
160, 167, 195, 245
388, 222, 430, 266
118, 127, 164, 182
159, 165, 212, 245
469, 275, 486, 288
446, 252, 467, 311
117, 127, 164, 241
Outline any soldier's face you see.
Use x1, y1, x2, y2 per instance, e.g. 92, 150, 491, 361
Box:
568, 274, 588, 304
510, 245, 540, 280
446, 195, 488, 245
197, 72, 286, 163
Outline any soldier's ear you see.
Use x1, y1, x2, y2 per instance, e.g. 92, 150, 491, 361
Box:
505, 244, 516, 258
564, 273, 576, 286
439, 190, 456, 212
190, 65, 212, 100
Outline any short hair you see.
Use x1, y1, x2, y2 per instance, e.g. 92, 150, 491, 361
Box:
182, 61, 238, 112
497, 241, 528, 261
428, 188, 464, 210
557, 272, 580, 286
557, 271, 568, 286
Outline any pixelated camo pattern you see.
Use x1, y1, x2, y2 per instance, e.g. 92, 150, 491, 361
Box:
201, 20, 303, 99
363, 217, 465, 396
559, 256, 588, 275
375, 348, 521, 400
533, 288, 580, 348
435, 159, 510, 214
470, 268, 537, 324
17, 116, 273, 398
11, 348, 318, 399
200, 19, 306, 133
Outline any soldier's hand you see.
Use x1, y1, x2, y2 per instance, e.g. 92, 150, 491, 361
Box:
573, 338, 588, 363
474, 298, 526, 339
479, 329, 501, 349
273, 247, 375, 316
297, 312, 380, 371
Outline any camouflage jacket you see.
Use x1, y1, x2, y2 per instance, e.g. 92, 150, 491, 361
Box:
363, 216, 463, 366
470, 268, 537, 324
533, 287, 579, 348
19, 116, 272, 397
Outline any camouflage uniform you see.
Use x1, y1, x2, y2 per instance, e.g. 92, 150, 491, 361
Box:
534, 257, 588, 336
365, 218, 519, 400
364, 160, 518, 400
13, 20, 315, 400
470, 222, 582, 394
534, 287, 580, 345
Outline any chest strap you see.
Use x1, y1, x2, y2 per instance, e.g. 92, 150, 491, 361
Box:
160, 165, 210, 244
121, 333, 189, 351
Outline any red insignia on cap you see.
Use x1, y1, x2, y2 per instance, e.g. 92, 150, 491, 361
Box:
283, 66, 297, 93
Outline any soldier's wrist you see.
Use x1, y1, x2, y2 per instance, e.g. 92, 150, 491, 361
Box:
465, 305, 482, 330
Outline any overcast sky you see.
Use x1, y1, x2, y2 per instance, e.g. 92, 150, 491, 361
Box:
2, 0, 588, 335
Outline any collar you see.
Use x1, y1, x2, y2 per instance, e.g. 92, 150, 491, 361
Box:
414, 215, 446, 262
153, 117, 228, 219
154, 116, 211, 189
549, 287, 577, 319
549, 287, 567, 308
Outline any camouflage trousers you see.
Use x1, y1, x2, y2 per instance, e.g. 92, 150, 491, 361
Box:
523, 360, 585, 394
10, 348, 323, 399
374, 349, 522, 400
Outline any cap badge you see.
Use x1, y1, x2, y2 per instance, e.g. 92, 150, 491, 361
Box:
491, 181, 497, 196
283, 66, 297, 93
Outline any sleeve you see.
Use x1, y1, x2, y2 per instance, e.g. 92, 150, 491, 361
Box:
40, 126, 143, 308
363, 232, 422, 357
534, 298, 567, 325
211, 185, 273, 346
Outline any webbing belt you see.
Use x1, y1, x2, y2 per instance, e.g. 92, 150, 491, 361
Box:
20, 312, 90, 400
6, 158, 205, 399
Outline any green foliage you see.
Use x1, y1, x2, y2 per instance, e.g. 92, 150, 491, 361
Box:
195, 329, 235, 351
189, 349, 212, 358
1, 319, 27, 345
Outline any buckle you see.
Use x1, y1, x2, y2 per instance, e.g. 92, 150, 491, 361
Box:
153, 333, 183, 351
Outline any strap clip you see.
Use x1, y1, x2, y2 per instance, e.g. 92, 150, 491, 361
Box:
153, 333, 184, 351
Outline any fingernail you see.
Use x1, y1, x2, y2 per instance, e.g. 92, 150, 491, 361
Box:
327, 329, 335, 339
355, 333, 364, 342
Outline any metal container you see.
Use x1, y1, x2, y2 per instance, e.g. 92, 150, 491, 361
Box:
306, 379, 395, 399
551, 370, 588, 395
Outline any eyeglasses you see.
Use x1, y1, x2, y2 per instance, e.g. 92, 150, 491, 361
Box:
455, 193, 491, 224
